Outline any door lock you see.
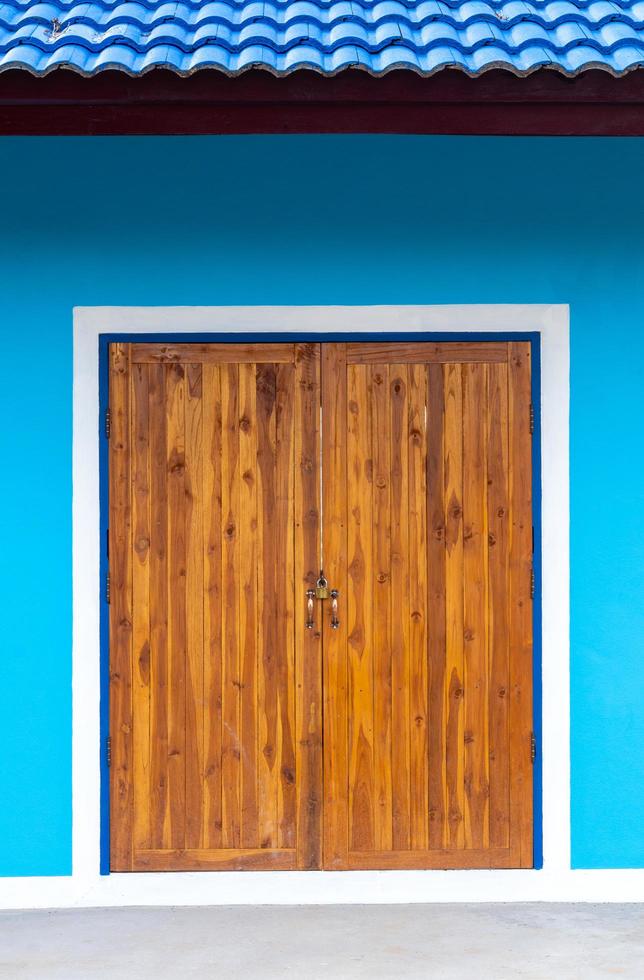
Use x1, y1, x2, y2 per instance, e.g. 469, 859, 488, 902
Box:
315, 572, 330, 600
305, 573, 340, 631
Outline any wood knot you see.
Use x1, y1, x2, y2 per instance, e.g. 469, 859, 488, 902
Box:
239, 415, 250, 432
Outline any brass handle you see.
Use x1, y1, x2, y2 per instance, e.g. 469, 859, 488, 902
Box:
330, 589, 340, 630
306, 589, 316, 630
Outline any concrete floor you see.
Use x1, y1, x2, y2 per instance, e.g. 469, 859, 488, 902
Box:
0, 904, 643, 980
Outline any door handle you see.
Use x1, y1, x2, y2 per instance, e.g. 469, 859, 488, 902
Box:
306, 589, 316, 630
330, 589, 340, 630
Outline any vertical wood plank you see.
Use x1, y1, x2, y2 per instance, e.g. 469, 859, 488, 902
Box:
371, 364, 392, 852
295, 343, 322, 870
109, 343, 134, 869
202, 363, 223, 849
347, 363, 375, 851
276, 363, 297, 848
487, 362, 511, 849
238, 362, 259, 849
257, 363, 279, 848
148, 362, 169, 849
221, 363, 241, 849
322, 343, 348, 869
131, 361, 151, 852
462, 363, 489, 851
390, 367, 411, 850
407, 364, 430, 850
508, 342, 534, 868
426, 363, 446, 850
443, 363, 465, 849
166, 362, 187, 850
184, 362, 204, 850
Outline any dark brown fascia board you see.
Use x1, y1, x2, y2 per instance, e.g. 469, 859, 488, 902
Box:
0, 67, 644, 135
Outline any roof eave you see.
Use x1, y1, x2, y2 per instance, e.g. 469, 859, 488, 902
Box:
1, 66, 644, 136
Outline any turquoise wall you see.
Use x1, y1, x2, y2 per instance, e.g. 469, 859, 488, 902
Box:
1, 135, 643, 875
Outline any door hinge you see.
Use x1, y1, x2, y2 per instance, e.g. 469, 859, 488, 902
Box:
529, 402, 535, 435
530, 566, 535, 601
106, 736, 112, 768
105, 407, 112, 439
530, 732, 537, 764
106, 569, 111, 605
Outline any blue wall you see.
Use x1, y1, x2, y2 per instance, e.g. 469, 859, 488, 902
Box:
1, 135, 643, 875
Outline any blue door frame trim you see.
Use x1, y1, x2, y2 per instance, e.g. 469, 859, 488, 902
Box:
98, 330, 543, 875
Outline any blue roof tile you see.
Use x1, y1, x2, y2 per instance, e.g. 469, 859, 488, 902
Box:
0, 0, 643, 75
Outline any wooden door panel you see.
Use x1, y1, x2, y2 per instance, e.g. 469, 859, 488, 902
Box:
322, 342, 533, 870
111, 337, 533, 873
109, 342, 321, 871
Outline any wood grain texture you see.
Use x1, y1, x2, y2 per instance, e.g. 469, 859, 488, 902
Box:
185, 362, 204, 851
111, 342, 314, 871
346, 847, 513, 870
508, 342, 534, 868
238, 363, 258, 849
275, 363, 297, 849
371, 365, 392, 852
295, 343, 323, 870
390, 367, 411, 850
346, 343, 508, 364
462, 364, 489, 850
166, 362, 187, 850
322, 343, 349, 870
131, 362, 151, 853
202, 363, 223, 849
111, 339, 532, 873
408, 364, 430, 851
443, 363, 466, 849
256, 363, 279, 849
109, 343, 134, 870
487, 362, 511, 849
148, 363, 169, 849
426, 363, 445, 850
347, 363, 375, 852
132, 343, 296, 364
321, 341, 532, 871
132, 848, 296, 871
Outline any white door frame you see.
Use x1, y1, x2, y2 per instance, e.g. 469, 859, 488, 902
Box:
3, 303, 615, 908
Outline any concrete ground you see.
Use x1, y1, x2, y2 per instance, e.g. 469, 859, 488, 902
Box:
0, 904, 642, 980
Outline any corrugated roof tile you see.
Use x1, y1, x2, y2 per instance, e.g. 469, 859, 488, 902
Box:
0, 0, 642, 74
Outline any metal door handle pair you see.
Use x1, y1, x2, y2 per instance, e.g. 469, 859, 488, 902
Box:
305, 586, 340, 630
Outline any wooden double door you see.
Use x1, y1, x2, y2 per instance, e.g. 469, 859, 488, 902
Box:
109, 339, 533, 871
